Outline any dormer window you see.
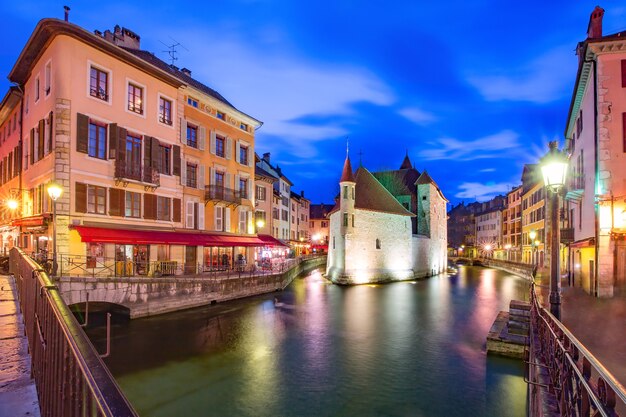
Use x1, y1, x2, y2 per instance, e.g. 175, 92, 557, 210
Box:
376, 239, 381, 249
216, 111, 225, 120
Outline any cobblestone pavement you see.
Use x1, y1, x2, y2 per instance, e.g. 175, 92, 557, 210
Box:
0, 275, 40, 417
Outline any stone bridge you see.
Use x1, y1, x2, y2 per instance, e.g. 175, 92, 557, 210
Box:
57, 256, 327, 318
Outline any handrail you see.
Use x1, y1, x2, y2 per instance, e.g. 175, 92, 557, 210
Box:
528, 281, 626, 416
9, 247, 138, 417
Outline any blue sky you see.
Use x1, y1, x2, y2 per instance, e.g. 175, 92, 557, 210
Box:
2, 1, 626, 206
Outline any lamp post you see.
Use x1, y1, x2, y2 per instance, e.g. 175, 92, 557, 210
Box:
47, 181, 63, 276
540, 141, 568, 321
504, 243, 512, 261
529, 230, 537, 266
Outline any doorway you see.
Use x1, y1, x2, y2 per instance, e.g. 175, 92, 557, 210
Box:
185, 246, 197, 274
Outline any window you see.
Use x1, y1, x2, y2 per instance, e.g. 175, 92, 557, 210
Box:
125, 191, 141, 218
90, 66, 108, 101
186, 163, 197, 188
87, 185, 106, 214
45, 62, 51, 95
35, 76, 40, 102
240, 122, 248, 131
157, 196, 171, 221
216, 111, 225, 120
215, 206, 224, 231
158, 145, 171, 175
622, 59, 626, 88
376, 239, 381, 249
159, 97, 172, 125
256, 210, 266, 224
125, 134, 142, 181
239, 178, 248, 199
343, 185, 348, 199
343, 213, 348, 227
256, 186, 266, 201
88, 121, 107, 159
215, 135, 225, 157
128, 83, 143, 114
187, 97, 198, 108
282, 210, 288, 221
273, 208, 279, 219
239, 210, 247, 233
187, 125, 198, 148
321, 221, 328, 227
215, 171, 225, 188
239, 145, 249, 165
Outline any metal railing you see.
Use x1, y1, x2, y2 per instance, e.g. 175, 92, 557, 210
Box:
527, 282, 626, 416
9, 247, 138, 417
205, 185, 242, 206
114, 163, 160, 186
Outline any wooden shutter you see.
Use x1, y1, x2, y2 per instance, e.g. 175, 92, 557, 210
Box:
29, 128, 35, 164
198, 203, 204, 230
199, 126, 206, 150
209, 130, 216, 154
180, 159, 187, 187
180, 118, 187, 144
151, 137, 160, 172
172, 145, 181, 176
235, 140, 240, 163
225, 137, 232, 160
622, 60, 626, 88
13, 146, 19, 176
108, 123, 118, 159
38, 119, 45, 161
225, 207, 231, 232
75, 182, 87, 213
198, 165, 205, 189
109, 188, 124, 217
194, 202, 199, 229
209, 167, 216, 186
143, 136, 152, 169
173, 198, 181, 222
48, 111, 54, 153
117, 127, 127, 161
623, 113, 626, 152
144, 194, 156, 220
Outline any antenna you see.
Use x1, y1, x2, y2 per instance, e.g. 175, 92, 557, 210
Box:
346, 136, 349, 157
358, 149, 363, 166
160, 37, 188, 66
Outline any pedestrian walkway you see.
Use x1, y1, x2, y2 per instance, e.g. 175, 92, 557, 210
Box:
535, 272, 626, 388
0, 275, 40, 417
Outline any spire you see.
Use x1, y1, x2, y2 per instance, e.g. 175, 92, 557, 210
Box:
340, 155, 356, 183
400, 151, 412, 169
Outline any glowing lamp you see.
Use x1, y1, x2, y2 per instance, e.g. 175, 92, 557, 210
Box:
504, 244, 512, 250
312, 234, 321, 242
540, 141, 568, 193
484, 244, 492, 251
47, 182, 63, 201
534, 240, 540, 247
7, 199, 18, 210
256, 218, 265, 229
529, 230, 537, 241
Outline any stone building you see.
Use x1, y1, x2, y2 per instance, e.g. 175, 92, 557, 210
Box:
564, 6, 626, 296
503, 186, 522, 262
309, 203, 332, 252
326, 154, 447, 284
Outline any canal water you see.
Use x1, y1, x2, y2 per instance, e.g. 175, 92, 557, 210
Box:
86, 266, 529, 417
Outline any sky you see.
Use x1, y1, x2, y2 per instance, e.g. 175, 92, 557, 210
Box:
1, 1, 626, 206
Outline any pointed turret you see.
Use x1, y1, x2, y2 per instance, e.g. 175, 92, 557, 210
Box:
400, 152, 412, 170
340, 156, 356, 183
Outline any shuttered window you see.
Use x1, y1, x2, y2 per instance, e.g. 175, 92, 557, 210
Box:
144, 194, 157, 220
622, 60, 626, 88
125, 191, 141, 218
38, 119, 45, 160
173, 198, 181, 222
75, 182, 87, 213
172, 145, 181, 176
88, 121, 107, 159
157, 196, 171, 221
109, 188, 124, 217
87, 185, 106, 214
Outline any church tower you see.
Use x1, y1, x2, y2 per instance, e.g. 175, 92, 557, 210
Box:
339, 154, 356, 235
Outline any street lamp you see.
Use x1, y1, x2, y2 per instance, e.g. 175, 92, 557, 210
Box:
504, 243, 512, 261
6, 199, 18, 211
47, 181, 63, 276
540, 141, 568, 321
529, 230, 537, 265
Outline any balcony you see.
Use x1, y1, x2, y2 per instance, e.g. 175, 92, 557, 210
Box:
561, 228, 574, 244
205, 185, 242, 207
114, 162, 160, 188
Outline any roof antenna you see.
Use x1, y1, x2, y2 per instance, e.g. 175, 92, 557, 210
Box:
346, 136, 349, 157
64, 5, 70, 22
358, 149, 363, 166
160, 37, 188, 66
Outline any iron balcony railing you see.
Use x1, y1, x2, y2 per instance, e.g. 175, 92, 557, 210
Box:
560, 227, 574, 244
114, 163, 160, 186
205, 185, 242, 206
9, 247, 138, 417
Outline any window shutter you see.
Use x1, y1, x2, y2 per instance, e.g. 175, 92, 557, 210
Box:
186, 201, 194, 228
209, 167, 216, 186
215, 206, 222, 231
623, 113, 626, 152
181, 159, 187, 186
38, 119, 45, 160
108, 123, 117, 159
199, 126, 206, 150
151, 137, 160, 172
180, 118, 187, 143
75, 182, 87, 213
198, 203, 205, 230
622, 59, 626, 88
173, 198, 181, 223
226, 137, 232, 160
117, 127, 127, 161
172, 145, 181, 176
225, 207, 231, 232
248, 180, 253, 202
29, 128, 35, 164
144, 194, 156, 220
194, 202, 199, 229
235, 175, 240, 193
225, 173, 231, 189
248, 146, 253, 167
235, 140, 240, 163
198, 165, 205, 189
109, 188, 124, 217
48, 111, 53, 153
15, 144, 21, 174
143, 136, 152, 169
246, 211, 252, 234
210, 130, 216, 154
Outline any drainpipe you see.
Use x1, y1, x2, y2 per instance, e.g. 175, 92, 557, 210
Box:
585, 56, 599, 297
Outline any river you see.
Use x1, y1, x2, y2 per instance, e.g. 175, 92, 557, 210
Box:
85, 266, 529, 417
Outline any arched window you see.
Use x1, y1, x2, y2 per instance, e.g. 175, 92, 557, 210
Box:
376, 238, 381, 249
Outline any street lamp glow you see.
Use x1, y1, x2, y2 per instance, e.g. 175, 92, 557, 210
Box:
312, 234, 321, 242
256, 218, 265, 229
484, 244, 492, 251
504, 244, 512, 250
47, 182, 63, 201
540, 142, 568, 193
529, 230, 537, 241
7, 199, 18, 210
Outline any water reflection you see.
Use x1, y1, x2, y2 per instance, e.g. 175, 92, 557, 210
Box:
86, 266, 528, 417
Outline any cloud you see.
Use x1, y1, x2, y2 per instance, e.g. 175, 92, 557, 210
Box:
419, 129, 521, 161
398, 107, 437, 125
479, 168, 496, 173
467, 47, 575, 103
455, 182, 512, 202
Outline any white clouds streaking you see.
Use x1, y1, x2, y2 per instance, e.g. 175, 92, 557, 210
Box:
399, 107, 437, 125
419, 129, 521, 161
467, 47, 575, 103
455, 182, 513, 202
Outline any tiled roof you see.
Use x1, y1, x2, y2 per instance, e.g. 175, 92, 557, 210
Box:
354, 167, 414, 217
416, 171, 448, 201
340, 156, 355, 182
372, 168, 420, 196
400, 153, 413, 169
255, 165, 277, 180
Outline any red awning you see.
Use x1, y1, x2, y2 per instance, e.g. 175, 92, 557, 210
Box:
12, 214, 50, 227
71, 225, 266, 247
257, 234, 289, 247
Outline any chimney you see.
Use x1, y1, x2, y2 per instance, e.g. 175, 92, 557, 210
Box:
587, 6, 604, 39
263, 152, 270, 164
64, 5, 70, 22
181, 68, 192, 77
300, 191, 304, 197
102, 25, 141, 49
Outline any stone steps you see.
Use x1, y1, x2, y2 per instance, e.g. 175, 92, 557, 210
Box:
486, 299, 530, 358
